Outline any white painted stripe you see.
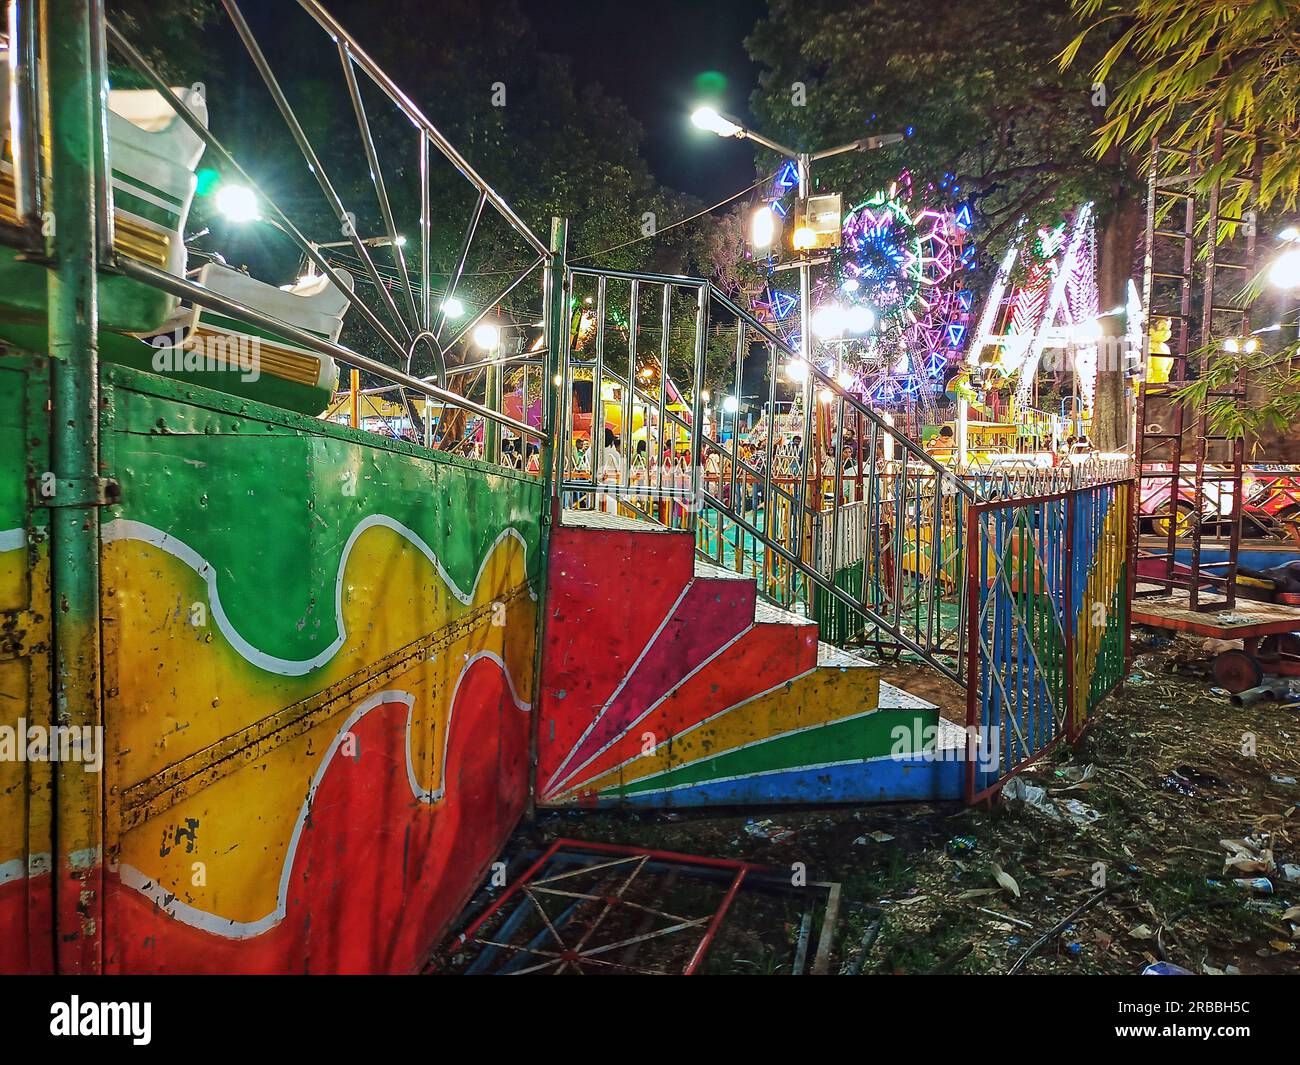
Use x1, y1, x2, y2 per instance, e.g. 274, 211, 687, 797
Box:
609, 749, 905, 799
101, 517, 533, 676
117, 649, 529, 939
110, 175, 181, 218
0, 853, 52, 885
541, 580, 692, 793
0, 527, 26, 552
405, 649, 530, 803
119, 688, 416, 939
545, 619, 754, 798
550, 673, 872, 801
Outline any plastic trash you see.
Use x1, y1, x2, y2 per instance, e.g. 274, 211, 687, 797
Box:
743, 818, 796, 844
947, 835, 978, 854
1002, 776, 1100, 827
1142, 961, 1194, 975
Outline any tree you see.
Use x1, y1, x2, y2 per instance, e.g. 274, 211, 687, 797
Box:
746, 0, 1144, 448
1066, 0, 1300, 440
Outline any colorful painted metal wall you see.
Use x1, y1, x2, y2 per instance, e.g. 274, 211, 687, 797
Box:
0, 353, 53, 974
536, 519, 956, 807
964, 480, 1131, 801
0, 356, 543, 973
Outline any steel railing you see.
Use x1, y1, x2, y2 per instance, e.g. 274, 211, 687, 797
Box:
557, 265, 977, 682
0, 0, 547, 472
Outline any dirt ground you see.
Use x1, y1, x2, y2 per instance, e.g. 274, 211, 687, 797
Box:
470, 630, 1300, 975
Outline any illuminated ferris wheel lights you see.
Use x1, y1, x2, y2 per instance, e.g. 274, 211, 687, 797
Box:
843, 305, 876, 334
811, 304, 846, 338
836, 369, 855, 388
785, 359, 810, 382
811, 302, 875, 339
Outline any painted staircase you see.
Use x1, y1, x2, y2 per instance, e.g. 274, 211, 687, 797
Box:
537, 511, 964, 807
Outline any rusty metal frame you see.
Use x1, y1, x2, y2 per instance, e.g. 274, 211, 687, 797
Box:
447, 838, 842, 975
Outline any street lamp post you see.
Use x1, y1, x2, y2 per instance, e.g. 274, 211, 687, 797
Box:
690, 106, 901, 372
690, 109, 902, 551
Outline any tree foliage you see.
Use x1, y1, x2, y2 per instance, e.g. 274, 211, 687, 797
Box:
746, 0, 1138, 265
1068, 0, 1300, 439
1067, 0, 1300, 222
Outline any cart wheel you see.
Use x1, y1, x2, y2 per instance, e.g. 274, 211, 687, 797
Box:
1212, 650, 1264, 694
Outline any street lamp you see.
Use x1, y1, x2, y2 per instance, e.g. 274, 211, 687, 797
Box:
215, 183, 261, 224
1267, 227, 1300, 290
691, 107, 744, 138
751, 205, 777, 250
689, 103, 901, 374
472, 322, 500, 352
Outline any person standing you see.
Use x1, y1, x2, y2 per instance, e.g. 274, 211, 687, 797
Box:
598, 429, 624, 514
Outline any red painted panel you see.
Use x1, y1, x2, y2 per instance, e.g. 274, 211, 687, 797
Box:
537, 525, 695, 783
543, 577, 760, 795
0, 873, 54, 974
103, 657, 526, 974
556, 621, 820, 794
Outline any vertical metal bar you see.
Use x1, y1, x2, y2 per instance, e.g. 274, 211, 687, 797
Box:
485, 360, 501, 466
830, 396, 845, 587
419, 133, 431, 330
88, 0, 113, 260
45, 0, 103, 973
592, 273, 607, 503
658, 285, 670, 516
798, 371, 814, 564
964, 508, 981, 802
624, 280, 637, 491
528, 217, 567, 820
1064, 490, 1077, 739
542, 219, 568, 520
729, 318, 743, 524
927, 471, 942, 656
762, 344, 777, 595
10, 0, 43, 225
689, 285, 708, 533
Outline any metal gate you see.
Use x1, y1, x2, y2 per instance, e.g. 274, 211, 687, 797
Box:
965, 479, 1132, 802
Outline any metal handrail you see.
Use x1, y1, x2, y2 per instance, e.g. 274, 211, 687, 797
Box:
119, 258, 542, 440
0, 1, 556, 459
558, 267, 973, 681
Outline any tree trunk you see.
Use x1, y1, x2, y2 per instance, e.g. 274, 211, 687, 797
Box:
1093, 168, 1144, 453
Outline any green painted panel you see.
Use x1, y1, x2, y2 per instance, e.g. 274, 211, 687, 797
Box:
101, 364, 542, 662
605, 707, 937, 798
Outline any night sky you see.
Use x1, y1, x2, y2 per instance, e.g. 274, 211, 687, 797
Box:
519, 0, 767, 202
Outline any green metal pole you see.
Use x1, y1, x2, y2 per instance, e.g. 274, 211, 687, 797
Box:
484, 361, 501, 465
542, 217, 568, 525
526, 217, 566, 818
42, 0, 104, 974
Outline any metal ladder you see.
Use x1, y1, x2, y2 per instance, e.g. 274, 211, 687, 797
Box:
1135, 124, 1259, 610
